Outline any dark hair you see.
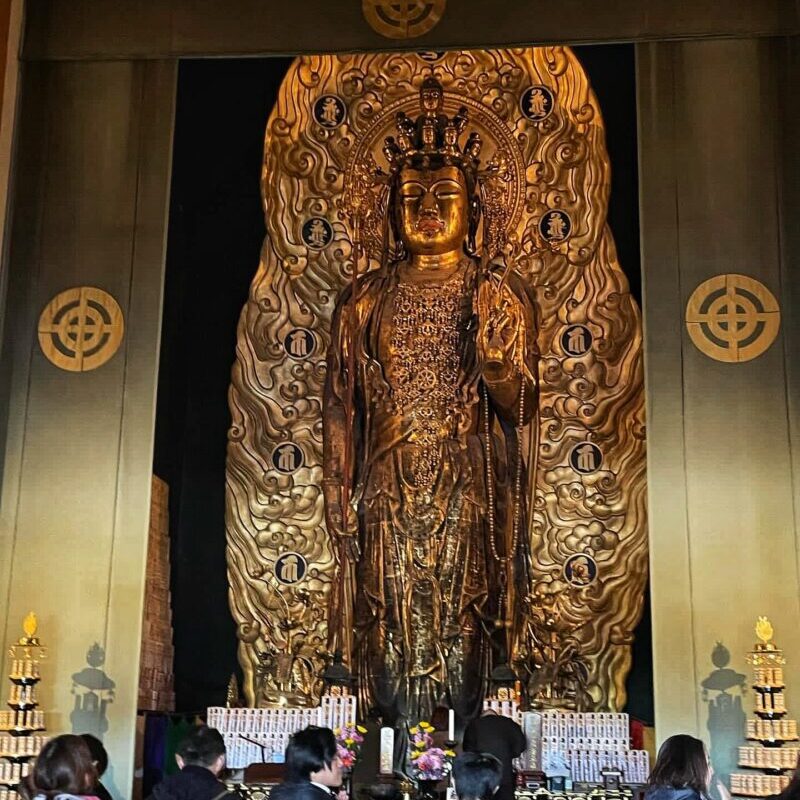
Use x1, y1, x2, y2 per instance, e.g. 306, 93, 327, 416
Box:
285, 726, 338, 782
647, 735, 709, 795
453, 752, 503, 800
80, 733, 108, 777
176, 725, 227, 768
32, 734, 97, 797
778, 754, 800, 800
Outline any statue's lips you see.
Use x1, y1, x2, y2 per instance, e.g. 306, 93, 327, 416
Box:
416, 217, 445, 235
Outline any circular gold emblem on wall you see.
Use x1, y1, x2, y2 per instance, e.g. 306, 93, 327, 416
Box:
362, 0, 445, 39
685, 274, 780, 363
38, 287, 124, 372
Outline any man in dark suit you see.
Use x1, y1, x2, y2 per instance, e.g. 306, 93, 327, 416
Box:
462, 711, 526, 800
271, 726, 344, 800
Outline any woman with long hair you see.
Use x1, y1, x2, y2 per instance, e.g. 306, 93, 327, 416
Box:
645, 735, 731, 800
25, 734, 100, 800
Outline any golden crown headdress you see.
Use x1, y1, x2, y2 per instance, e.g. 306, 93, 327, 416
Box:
381, 75, 482, 176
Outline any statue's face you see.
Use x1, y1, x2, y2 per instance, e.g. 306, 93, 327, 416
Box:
421, 87, 442, 113
397, 165, 469, 257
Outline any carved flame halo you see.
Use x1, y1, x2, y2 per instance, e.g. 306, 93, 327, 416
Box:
227, 49, 647, 710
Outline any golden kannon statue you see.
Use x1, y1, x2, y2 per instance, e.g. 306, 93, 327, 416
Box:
323, 77, 537, 724
226, 49, 647, 716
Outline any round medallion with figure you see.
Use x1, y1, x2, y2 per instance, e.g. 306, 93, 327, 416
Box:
539, 209, 572, 243
520, 85, 555, 122
271, 442, 305, 474
313, 95, 347, 129
274, 552, 308, 585
302, 217, 333, 250
560, 324, 593, 357
283, 328, 316, 360
564, 553, 598, 587
569, 442, 603, 475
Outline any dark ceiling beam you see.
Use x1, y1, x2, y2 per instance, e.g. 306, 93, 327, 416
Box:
22, 0, 800, 62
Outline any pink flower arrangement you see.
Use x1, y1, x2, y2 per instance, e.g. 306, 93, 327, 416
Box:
409, 721, 455, 780
334, 722, 367, 770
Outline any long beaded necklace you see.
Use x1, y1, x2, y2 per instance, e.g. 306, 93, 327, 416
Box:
482, 320, 527, 576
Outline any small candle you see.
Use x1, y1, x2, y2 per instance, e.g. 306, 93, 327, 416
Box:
448, 708, 455, 741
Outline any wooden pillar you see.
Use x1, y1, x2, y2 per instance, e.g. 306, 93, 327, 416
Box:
637, 37, 800, 762
0, 59, 176, 798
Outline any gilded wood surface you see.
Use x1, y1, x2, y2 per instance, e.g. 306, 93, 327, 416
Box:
226, 48, 646, 710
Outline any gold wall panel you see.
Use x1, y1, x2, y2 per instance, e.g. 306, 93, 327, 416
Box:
226, 48, 647, 710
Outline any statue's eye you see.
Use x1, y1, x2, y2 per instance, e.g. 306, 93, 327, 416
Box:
434, 181, 462, 199
399, 185, 425, 200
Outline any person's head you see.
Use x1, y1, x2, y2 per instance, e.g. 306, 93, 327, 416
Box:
285, 726, 342, 787
779, 754, 800, 800
32, 734, 97, 797
80, 733, 108, 779
175, 725, 227, 776
647, 735, 710, 794
453, 752, 503, 800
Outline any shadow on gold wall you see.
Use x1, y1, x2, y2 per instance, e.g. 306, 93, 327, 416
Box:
702, 642, 746, 787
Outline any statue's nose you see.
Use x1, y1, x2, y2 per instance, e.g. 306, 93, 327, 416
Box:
419, 188, 438, 213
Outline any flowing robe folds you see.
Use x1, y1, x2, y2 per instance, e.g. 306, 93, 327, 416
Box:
323, 259, 538, 724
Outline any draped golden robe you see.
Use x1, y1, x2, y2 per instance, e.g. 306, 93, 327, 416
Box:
323, 258, 538, 725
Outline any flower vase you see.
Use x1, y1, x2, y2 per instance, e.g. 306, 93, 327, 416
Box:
416, 778, 440, 800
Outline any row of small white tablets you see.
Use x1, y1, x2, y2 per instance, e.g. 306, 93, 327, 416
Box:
0, 710, 44, 731
540, 711, 630, 742
731, 773, 789, 797
0, 760, 29, 785
0, 733, 47, 757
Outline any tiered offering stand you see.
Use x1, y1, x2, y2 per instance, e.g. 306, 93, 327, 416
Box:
0, 615, 48, 800
731, 618, 797, 798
